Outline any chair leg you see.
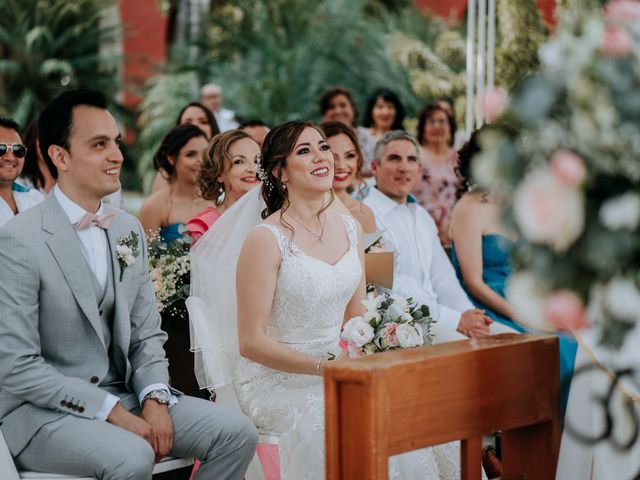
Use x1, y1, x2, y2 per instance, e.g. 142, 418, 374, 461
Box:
244, 453, 266, 480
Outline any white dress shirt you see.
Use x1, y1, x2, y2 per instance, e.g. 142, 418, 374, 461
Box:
364, 187, 474, 342
0, 183, 45, 229
54, 186, 174, 419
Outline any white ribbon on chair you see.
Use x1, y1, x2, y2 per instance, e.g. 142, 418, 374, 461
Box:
188, 186, 265, 391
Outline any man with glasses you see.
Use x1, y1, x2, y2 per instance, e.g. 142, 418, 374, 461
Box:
0, 117, 45, 228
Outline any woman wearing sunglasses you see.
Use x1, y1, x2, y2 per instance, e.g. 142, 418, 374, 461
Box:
0, 117, 45, 228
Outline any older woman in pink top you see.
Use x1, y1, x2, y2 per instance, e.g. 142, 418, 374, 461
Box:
187, 129, 261, 244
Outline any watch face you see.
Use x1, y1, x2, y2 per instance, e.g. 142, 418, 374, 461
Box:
146, 390, 170, 404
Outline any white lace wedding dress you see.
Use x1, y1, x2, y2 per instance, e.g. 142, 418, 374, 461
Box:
233, 214, 462, 479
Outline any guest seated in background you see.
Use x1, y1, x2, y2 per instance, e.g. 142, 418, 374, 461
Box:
0, 117, 45, 228
239, 119, 270, 147
412, 102, 461, 248
360, 88, 405, 148
0, 88, 257, 479
320, 121, 376, 233
450, 130, 577, 414
151, 101, 220, 193
17, 121, 56, 192
363, 130, 516, 343
186, 130, 261, 244
200, 83, 239, 132
139, 124, 213, 244
318, 86, 373, 175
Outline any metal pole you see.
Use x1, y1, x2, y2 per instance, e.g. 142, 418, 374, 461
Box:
465, 0, 477, 138
476, 0, 486, 128
487, 0, 496, 91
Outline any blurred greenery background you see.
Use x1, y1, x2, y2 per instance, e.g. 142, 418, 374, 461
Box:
0, 0, 547, 193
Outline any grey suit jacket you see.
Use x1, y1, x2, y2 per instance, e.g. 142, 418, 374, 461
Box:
0, 193, 170, 455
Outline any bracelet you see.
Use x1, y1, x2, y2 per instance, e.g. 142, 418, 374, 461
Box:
316, 357, 324, 375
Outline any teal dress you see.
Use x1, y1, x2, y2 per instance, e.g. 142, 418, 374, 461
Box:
159, 223, 184, 245
451, 234, 577, 418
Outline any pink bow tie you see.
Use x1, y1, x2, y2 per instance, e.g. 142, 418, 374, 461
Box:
75, 212, 114, 230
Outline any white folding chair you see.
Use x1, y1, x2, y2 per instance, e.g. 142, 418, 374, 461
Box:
0, 427, 193, 480
214, 386, 280, 480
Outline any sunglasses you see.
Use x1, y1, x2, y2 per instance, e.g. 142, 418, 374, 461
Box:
0, 144, 27, 158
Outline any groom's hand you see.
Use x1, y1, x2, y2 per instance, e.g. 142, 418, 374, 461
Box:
457, 309, 492, 338
107, 402, 153, 445
141, 400, 174, 462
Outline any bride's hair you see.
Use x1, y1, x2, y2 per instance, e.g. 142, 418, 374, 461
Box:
260, 121, 334, 220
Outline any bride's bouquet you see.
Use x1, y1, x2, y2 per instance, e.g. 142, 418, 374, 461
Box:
341, 293, 435, 358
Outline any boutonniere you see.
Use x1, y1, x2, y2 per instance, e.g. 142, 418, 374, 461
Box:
115, 231, 140, 281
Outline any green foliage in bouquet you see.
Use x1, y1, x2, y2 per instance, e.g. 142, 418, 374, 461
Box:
474, 1, 640, 348
148, 229, 192, 319
0, 0, 123, 127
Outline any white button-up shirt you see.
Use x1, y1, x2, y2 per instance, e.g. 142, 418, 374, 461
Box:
364, 187, 474, 342
54, 186, 109, 292
0, 183, 45, 229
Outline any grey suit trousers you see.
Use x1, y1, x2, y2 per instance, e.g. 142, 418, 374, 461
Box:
15, 395, 258, 480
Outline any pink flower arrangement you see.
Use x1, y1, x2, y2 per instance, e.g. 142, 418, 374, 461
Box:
543, 290, 589, 331
341, 293, 434, 358
550, 150, 586, 187
605, 0, 640, 23
478, 87, 508, 122
602, 26, 633, 57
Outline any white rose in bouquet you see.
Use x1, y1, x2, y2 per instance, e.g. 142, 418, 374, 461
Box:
342, 317, 375, 347
396, 323, 424, 348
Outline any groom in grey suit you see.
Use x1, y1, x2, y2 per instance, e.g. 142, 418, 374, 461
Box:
0, 89, 258, 479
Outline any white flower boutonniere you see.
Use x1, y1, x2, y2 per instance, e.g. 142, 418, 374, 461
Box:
116, 231, 140, 281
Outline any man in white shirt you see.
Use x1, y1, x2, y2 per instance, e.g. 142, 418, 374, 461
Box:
0, 89, 257, 479
0, 118, 45, 228
364, 130, 515, 342
200, 83, 239, 132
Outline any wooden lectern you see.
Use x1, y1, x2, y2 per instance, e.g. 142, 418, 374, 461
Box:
324, 334, 560, 480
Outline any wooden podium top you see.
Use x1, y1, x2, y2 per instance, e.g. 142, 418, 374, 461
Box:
324, 334, 561, 479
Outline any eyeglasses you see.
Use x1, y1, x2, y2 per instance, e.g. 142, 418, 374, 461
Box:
0, 144, 27, 158
426, 119, 448, 127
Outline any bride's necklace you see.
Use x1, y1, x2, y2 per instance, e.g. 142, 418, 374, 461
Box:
287, 211, 326, 244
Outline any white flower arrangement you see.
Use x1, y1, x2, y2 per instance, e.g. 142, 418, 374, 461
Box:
147, 230, 192, 315
116, 231, 140, 281
341, 293, 435, 358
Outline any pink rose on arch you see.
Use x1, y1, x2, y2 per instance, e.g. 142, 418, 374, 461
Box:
478, 87, 508, 122
513, 169, 585, 252
550, 150, 586, 187
379, 322, 400, 348
605, 0, 640, 23
543, 290, 589, 331
602, 26, 633, 57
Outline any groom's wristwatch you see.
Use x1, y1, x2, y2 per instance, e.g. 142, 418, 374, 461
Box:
143, 389, 171, 406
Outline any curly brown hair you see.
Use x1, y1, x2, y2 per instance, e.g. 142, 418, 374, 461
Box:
198, 130, 254, 204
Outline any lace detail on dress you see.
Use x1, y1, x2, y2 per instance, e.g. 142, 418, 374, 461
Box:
235, 213, 469, 479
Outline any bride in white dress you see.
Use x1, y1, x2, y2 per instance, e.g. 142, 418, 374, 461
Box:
189, 121, 463, 479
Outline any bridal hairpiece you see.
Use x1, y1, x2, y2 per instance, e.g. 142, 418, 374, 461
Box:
256, 154, 268, 182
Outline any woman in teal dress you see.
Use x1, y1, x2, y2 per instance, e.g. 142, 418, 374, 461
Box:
139, 124, 215, 399
139, 124, 215, 244
450, 131, 577, 418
